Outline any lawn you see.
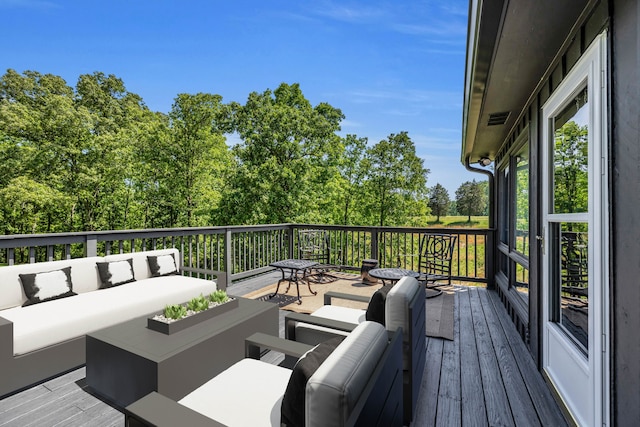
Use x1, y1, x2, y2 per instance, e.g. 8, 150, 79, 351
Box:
426, 215, 489, 228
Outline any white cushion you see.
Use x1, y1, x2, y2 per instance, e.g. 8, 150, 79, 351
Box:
179, 322, 387, 427
294, 305, 364, 345
306, 321, 387, 427
179, 358, 291, 427
0, 257, 105, 310
385, 276, 420, 338
0, 275, 216, 355
104, 248, 180, 280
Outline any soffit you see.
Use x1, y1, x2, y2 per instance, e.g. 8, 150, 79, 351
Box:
462, 0, 589, 163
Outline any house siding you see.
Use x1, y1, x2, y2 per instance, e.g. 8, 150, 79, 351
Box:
611, 0, 640, 424
489, 1, 640, 424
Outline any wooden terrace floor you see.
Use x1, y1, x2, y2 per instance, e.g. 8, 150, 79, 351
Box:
0, 274, 566, 426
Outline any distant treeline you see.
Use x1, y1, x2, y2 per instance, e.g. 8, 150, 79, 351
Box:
0, 70, 440, 234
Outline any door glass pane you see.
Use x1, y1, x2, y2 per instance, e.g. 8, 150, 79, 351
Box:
499, 166, 509, 244
515, 145, 529, 256
552, 222, 589, 353
553, 87, 589, 214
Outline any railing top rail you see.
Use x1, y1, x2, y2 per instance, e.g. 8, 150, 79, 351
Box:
292, 223, 494, 235
0, 224, 294, 245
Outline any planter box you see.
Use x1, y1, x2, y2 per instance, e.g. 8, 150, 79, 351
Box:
147, 298, 239, 335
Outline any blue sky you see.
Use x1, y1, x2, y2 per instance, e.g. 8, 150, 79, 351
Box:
1, 0, 484, 196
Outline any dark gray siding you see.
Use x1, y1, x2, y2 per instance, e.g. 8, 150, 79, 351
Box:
611, 0, 640, 424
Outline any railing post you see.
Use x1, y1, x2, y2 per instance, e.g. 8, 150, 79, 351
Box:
288, 225, 295, 259
370, 227, 379, 262
224, 229, 232, 290
485, 230, 496, 289
85, 235, 98, 258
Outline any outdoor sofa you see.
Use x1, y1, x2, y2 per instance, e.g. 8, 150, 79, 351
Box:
0, 248, 218, 397
125, 321, 404, 427
284, 276, 426, 425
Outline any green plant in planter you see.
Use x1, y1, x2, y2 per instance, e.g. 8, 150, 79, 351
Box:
187, 294, 210, 312
164, 304, 187, 320
209, 289, 229, 304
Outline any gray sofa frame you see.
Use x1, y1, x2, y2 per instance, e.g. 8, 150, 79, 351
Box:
0, 317, 86, 398
124, 328, 404, 427
284, 284, 426, 425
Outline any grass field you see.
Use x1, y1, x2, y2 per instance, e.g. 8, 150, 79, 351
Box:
426, 215, 489, 228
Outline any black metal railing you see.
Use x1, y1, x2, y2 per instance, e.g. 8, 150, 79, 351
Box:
0, 224, 494, 290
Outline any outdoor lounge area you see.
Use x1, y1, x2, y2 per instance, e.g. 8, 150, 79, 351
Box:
0, 225, 567, 426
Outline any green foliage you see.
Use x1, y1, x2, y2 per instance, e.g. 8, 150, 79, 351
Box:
215, 83, 344, 225
208, 289, 229, 304
428, 183, 450, 222
455, 180, 488, 222
163, 304, 187, 320
0, 69, 445, 233
553, 121, 588, 213
186, 294, 210, 312
362, 132, 429, 226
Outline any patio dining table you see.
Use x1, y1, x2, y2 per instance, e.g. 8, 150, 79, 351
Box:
368, 267, 420, 286
269, 259, 319, 304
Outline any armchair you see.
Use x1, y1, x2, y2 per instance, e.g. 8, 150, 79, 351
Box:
125, 321, 403, 427
284, 276, 426, 425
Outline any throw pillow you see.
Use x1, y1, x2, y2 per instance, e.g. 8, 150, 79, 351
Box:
19, 266, 77, 307
96, 259, 136, 288
281, 336, 345, 427
365, 285, 393, 325
147, 253, 179, 277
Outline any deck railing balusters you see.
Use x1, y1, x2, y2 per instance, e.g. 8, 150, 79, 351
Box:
0, 224, 493, 288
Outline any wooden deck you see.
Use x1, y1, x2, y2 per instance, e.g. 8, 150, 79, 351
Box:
0, 276, 566, 426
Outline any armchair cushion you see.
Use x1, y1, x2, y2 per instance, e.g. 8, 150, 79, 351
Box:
306, 321, 388, 427
281, 336, 345, 427
147, 254, 178, 277
96, 259, 136, 289
179, 358, 291, 426
19, 266, 76, 307
365, 285, 392, 325
385, 276, 419, 335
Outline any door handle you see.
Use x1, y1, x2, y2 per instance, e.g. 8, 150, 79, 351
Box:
536, 229, 545, 255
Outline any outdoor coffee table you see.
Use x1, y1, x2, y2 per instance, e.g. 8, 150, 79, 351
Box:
86, 297, 278, 408
368, 267, 420, 286
269, 259, 319, 304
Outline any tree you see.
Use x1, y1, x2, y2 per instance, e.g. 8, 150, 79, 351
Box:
553, 120, 588, 214
0, 177, 72, 234
363, 132, 429, 226
428, 183, 450, 222
334, 134, 367, 225
216, 83, 344, 224
164, 93, 233, 227
455, 179, 487, 222
0, 69, 153, 231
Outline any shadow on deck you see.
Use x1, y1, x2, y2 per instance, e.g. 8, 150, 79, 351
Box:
0, 275, 566, 426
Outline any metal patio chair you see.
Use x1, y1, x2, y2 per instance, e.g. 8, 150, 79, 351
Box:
418, 233, 457, 296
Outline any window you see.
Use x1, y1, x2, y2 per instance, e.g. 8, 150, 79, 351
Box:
497, 133, 530, 307
514, 145, 529, 257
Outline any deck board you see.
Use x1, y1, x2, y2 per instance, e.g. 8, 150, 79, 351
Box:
435, 285, 461, 427
0, 280, 567, 427
458, 288, 487, 426
469, 287, 515, 426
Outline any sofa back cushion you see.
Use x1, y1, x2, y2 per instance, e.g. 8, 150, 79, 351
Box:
385, 276, 419, 336
104, 248, 180, 281
0, 256, 105, 310
305, 321, 388, 427
281, 336, 346, 427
